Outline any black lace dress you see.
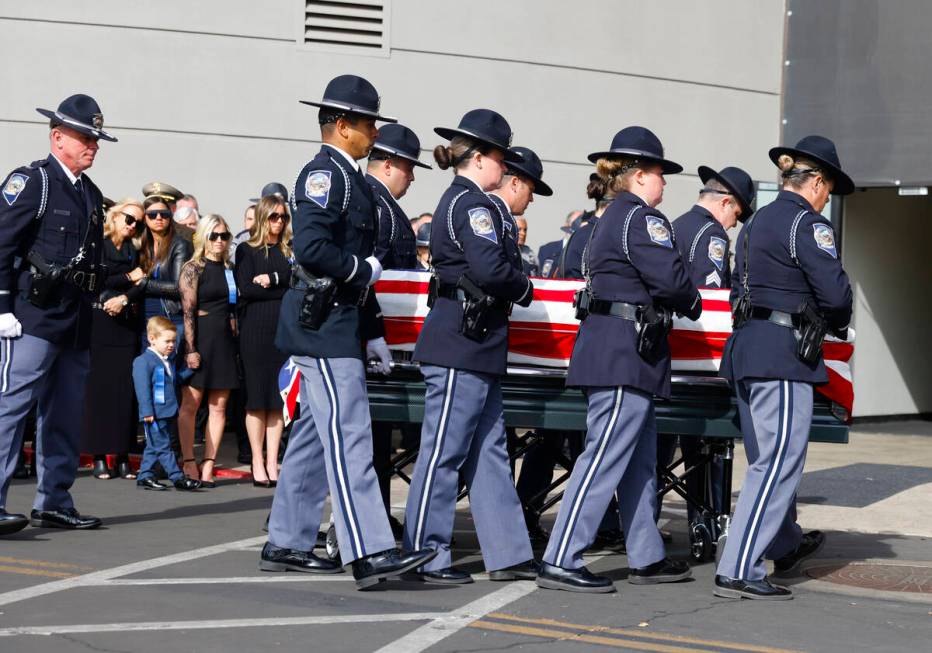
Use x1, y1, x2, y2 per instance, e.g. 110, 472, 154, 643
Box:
181, 258, 240, 390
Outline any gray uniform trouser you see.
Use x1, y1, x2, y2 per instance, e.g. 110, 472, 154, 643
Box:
267, 380, 329, 552
403, 365, 532, 573
0, 333, 89, 511
543, 386, 665, 570
281, 357, 394, 564
716, 379, 811, 581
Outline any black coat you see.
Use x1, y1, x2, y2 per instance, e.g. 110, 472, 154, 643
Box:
140, 233, 193, 317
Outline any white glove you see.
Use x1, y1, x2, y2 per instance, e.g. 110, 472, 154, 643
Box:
365, 337, 392, 375
0, 313, 22, 338
365, 256, 383, 287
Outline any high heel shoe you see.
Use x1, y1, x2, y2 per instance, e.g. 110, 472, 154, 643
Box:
92, 457, 113, 480
116, 457, 136, 480
199, 457, 217, 488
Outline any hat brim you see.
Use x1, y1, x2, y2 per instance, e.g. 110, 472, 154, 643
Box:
433, 126, 521, 161
371, 143, 432, 169
586, 148, 682, 174
298, 100, 397, 123
505, 163, 553, 196
768, 146, 855, 195
37, 108, 118, 142
698, 165, 754, 222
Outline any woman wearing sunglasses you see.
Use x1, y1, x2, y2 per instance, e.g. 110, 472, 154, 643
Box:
81, 199, 146, 481
177, 215, 239, 486
233, 197, 292, 487
137, 197, 194, 346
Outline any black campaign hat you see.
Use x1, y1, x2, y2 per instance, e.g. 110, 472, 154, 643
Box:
434, 109, 521, 161
698, 165, 756, 221
769, 135, 854, 196
587, 126, 681, 174
372, 124, 431, 169
415, 221, 431, 247
505, 146, 552, 196
250, 182, 289, 204
299, 74, 397, 123
36, 94, 117, 142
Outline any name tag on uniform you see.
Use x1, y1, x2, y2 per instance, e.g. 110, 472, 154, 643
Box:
53, 209, 71, 216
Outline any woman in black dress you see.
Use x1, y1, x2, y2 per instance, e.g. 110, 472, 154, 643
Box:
81, 199, 146, 479
178, 215, 239, 486
234, 197, 292, 487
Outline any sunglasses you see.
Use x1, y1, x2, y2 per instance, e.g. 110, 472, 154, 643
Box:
268, 212, 288, 223
208, 231, 232, 242
146, 209, 172, 220
121, 213, 139, 227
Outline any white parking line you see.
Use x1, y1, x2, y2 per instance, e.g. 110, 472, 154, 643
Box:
0, 535, 267, 607
0, 613, 446, 637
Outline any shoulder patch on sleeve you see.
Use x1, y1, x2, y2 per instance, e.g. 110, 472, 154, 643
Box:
645, 215, 673, 248
3, 173, 29, 206
812, 222, 837, 258
468, 207, 497, 244
304, 170, 332, 208
708, 236, 727, 270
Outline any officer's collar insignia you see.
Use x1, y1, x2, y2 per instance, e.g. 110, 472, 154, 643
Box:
92, 113, 104, 130
2, 173, 28, 206
708, 236, 726, 270
645, 215, 673, 248
305, 170, 332, 208
468, 207, 497, 244
502, 218, 513, 233
541, 259, 553, 277
812, 223, 837, 258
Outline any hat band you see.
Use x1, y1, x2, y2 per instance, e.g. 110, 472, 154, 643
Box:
372, 143, 418, 161
450, 127, 508, 150
52, 111, 101, 135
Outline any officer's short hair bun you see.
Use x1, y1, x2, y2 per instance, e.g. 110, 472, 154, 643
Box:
586, 173, 608, 202
433, 144, 455, 170
433, 136, 489, 171
777, 154, 796, 172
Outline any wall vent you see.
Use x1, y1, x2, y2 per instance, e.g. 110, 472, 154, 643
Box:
301, 0, 390, 55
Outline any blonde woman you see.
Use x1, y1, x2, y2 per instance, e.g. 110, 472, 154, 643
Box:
177, 215, 239, 486
234, 196, 292, 487
81, 199, 146, 480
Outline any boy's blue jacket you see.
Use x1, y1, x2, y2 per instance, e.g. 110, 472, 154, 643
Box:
132, 349, 191, 420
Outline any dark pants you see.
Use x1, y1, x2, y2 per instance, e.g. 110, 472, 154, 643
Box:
139, 419, 182, 482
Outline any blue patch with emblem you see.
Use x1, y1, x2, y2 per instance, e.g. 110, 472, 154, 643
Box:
468, 207, 497, 244
541, 259, 554, 277
708, 236, 726, 270
645, 215, 672, 248
812, 223, 837, 258
2, 173, 28, 206
304, 170, 332, 208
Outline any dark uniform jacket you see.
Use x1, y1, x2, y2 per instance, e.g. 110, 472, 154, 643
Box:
487, 193, 525, 273
566, 191, 701, 398
537, 239, 563, 278
672, 205, 732, 289
413, 176, 533, 376
367, 173, 417, 270
720, 190, 852, 385
557, 218, 597, 280
0, 155, 104, 348
275, 144, 384, 359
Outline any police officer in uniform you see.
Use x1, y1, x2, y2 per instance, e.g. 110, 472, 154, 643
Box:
714, 136, 853, 600
402, 110, 538, 584
260, 75, 435, 589
554, 173, 614, 279
0, 94, 115, 534
366, 123, 431, 534
537, 127, 701, 593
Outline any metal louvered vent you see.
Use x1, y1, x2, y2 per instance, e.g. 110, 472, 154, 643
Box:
301, 0, 390, 55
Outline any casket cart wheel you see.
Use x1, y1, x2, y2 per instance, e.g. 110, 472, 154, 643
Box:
689, 520, 713, 563
325, 524, 341, 563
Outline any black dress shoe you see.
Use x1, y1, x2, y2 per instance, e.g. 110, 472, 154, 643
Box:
137, 477, 169, 491
173, 477, 202, 491
773, 530, 825, 578
527, 523, 551, 548
489, 559, 540, 581
536, 561, 615, 593
628, 557, 692, 585
409, 566, 474, 584
714, 574, 792, 600
351, 547, 438, 590
258, 542, 343, 574
30, 508, 102, 530
0, 509, 29, 536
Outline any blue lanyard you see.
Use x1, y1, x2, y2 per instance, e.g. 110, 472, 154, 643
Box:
224, 268, 237, 305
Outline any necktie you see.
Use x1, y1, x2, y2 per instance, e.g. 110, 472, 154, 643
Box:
74, 178, 85, 204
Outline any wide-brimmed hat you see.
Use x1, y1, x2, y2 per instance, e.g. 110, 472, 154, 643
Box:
372, 124, 431, 169
415, 221, 431, 247
768, 135, 854, 195
434, 109, 520, 161
37, 94, 117, 142
505, 146, 552, 196
299, 74, 396, 123
697, 165, 756, 221
251, 182, 289, 204
587, 126, 682, 174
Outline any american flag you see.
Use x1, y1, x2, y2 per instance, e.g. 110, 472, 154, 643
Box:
278, 357, 301, 426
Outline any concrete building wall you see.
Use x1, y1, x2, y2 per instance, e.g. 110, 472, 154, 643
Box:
0, 1, 786, 248
842, 189, 932, 417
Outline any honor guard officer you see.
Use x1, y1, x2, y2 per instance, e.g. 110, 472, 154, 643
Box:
402, 110, 538, 584
714, 136, 853, 600
365, 123, 431, 534
262, 75, 436, 589
0, 94, 116, 535
554, 174, 615, 279
537, 127, 701, 593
